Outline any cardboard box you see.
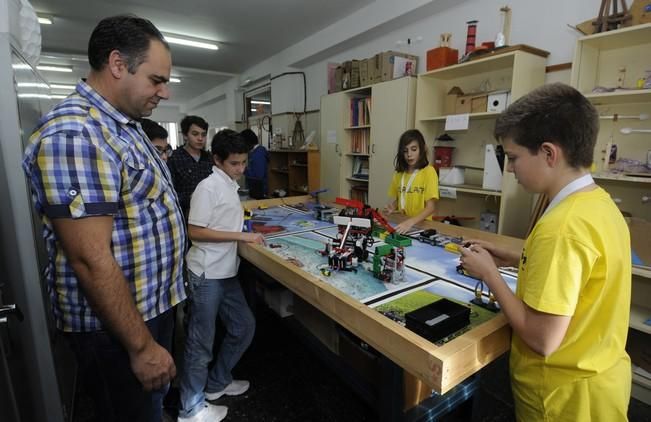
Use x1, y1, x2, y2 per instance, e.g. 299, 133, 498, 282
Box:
359, 59, 369, 86
439, 167, 465, 185
334, 66, 343, 92
342, 60, 352, 90
350, 59, 360, 88
426, 46, 458, 71
471, 95, 488, 113
455, 95, 472, 114
369, 53, 382, 84
380, 51, 418, 81
487, 90, 509, 112
264, 286, 294, 318
446, 86, 464, 114
327, 62, 339, 94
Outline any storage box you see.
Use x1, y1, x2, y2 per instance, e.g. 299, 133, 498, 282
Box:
369, 53, 383, 84
471, 95, 488, 113
426, 46, 458, 71
455, 95, 472, 114
334, 66, 343, 92
350, 59, 360, 89
405, 299, 471, 343
359, 59, 369, 86
433, 146, 455, 169
439, 167, 465, 185
380, 51, 418, 81
487, 91, 509, 112
445, 86, 464, 114
264, 286, 294, 318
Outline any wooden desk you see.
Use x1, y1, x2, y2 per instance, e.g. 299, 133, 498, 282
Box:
239, 196, 523, 396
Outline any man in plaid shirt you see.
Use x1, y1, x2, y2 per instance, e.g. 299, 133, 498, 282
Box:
22, 15, 195, 422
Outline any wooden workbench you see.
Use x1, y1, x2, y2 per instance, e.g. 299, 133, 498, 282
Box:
239, 196, 523, 396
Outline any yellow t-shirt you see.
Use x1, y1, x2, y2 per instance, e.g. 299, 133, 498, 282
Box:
387, 165, 439, 219
511, 187, 631, 422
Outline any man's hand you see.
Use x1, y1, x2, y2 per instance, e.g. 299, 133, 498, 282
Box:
129, 339, 176, 391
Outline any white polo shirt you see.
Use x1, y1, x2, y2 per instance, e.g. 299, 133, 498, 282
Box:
186, 166, 243, 279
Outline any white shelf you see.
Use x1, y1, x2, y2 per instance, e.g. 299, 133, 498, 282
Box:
584, 89, 651, 105
593, 173, 651, 184
419, 111, 501, 122
420, 52, 516, 80
630, 304, 651, 335
633, 266, 651, 279
344, 125, 371, 130
440, 184, 502, 197
577, 22, 651, 50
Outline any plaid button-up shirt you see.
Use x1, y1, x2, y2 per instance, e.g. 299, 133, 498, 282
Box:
22, 80, 187, 332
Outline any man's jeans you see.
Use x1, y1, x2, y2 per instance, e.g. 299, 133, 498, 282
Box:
178, 271, 255, 418
65, 308, 175, 422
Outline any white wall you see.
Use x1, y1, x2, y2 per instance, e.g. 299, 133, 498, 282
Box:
184, 0, 599, 121
150, 104, 182, 123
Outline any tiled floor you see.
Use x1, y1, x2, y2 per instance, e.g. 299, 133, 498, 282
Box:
75, 301, 651, 422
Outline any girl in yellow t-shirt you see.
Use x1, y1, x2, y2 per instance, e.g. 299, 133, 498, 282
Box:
384, 129, 439, 234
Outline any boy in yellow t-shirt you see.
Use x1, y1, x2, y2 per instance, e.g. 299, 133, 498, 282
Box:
385, 129, 439, 233
459, 83, 631, 422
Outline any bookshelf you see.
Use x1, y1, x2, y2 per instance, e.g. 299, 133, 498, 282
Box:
319, 76, 417, 207
268, 149, 320, 196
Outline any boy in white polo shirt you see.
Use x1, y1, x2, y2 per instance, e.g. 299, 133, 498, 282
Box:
178, 129, 264, 422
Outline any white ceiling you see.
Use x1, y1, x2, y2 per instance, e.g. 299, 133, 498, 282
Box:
30, 0, 374, 105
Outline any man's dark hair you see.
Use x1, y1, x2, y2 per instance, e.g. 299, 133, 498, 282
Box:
494, 83, 598, 168
88, 15, 168, 73
180, 115, 209, 135
394, 129, 429, 172
211, 129, 249, 162
240, 128, 259, 150
141, 118, 168, 140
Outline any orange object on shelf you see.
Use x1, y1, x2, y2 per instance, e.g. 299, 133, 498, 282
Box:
433, 146, 455, 170
426, 47, 458, 71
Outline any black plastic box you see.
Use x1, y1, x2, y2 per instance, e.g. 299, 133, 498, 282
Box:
404, 298, 471, 343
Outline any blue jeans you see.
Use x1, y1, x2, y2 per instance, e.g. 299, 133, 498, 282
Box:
65, 308, 174, 422
178, 271, 256, 418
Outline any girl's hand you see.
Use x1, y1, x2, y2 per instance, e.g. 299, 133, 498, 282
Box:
393, 219, 415, 235
383, 202, 397, 214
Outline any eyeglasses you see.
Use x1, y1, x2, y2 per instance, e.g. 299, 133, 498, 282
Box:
154, 145, 172, 156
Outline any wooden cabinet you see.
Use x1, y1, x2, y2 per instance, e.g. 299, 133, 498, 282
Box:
571, 23, 651, 405
319, 77, 416, 207
415, 48, 548, 238
268, 149, 320, 196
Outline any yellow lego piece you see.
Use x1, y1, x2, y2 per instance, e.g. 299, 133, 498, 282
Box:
444, 243, 461, 254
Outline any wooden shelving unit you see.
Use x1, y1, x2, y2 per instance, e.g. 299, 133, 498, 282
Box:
415, 49, 548, 237
571, 23, 651, 405
319, 77, 417, 207
268, 149, 320, 197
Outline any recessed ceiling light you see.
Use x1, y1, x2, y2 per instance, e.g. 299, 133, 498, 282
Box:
38, 17, 53, 25
12, 64, 31, 70
251, 100, 271, 105
49, 94, 68, 99
169, 77, 181, 83
163, 35, 219, 51
37, 65, 73, 73
50, 84, 76, 90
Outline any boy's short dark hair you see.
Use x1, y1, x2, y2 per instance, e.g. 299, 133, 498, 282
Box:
211, 129, 249, 162
180, 115, 209, 135
141, 118, 168, 140
240, 128, 259, 150
394, 129, 429, 172
494, 83, 598, 168
88, 15, 168, 73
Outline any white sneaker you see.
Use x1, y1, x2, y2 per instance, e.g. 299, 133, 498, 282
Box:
205, 380, 250, 401
177, 402, 227, 422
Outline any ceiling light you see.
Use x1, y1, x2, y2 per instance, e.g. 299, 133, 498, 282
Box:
38, 17, 53, 25
50, 84, 76, 90
251, 100, 271, 105
163, 35, 218, 50
18, 82, 50, 88
169, 77, 181, 83
12, 63, 31, 70
49, 94, 68, 99
18, 93, 51, 99
37, 65, 73, 73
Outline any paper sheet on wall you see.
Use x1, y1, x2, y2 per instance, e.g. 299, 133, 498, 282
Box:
327, 130, 337, 144
444, 114, 470, 131
439, 186, 457, 199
